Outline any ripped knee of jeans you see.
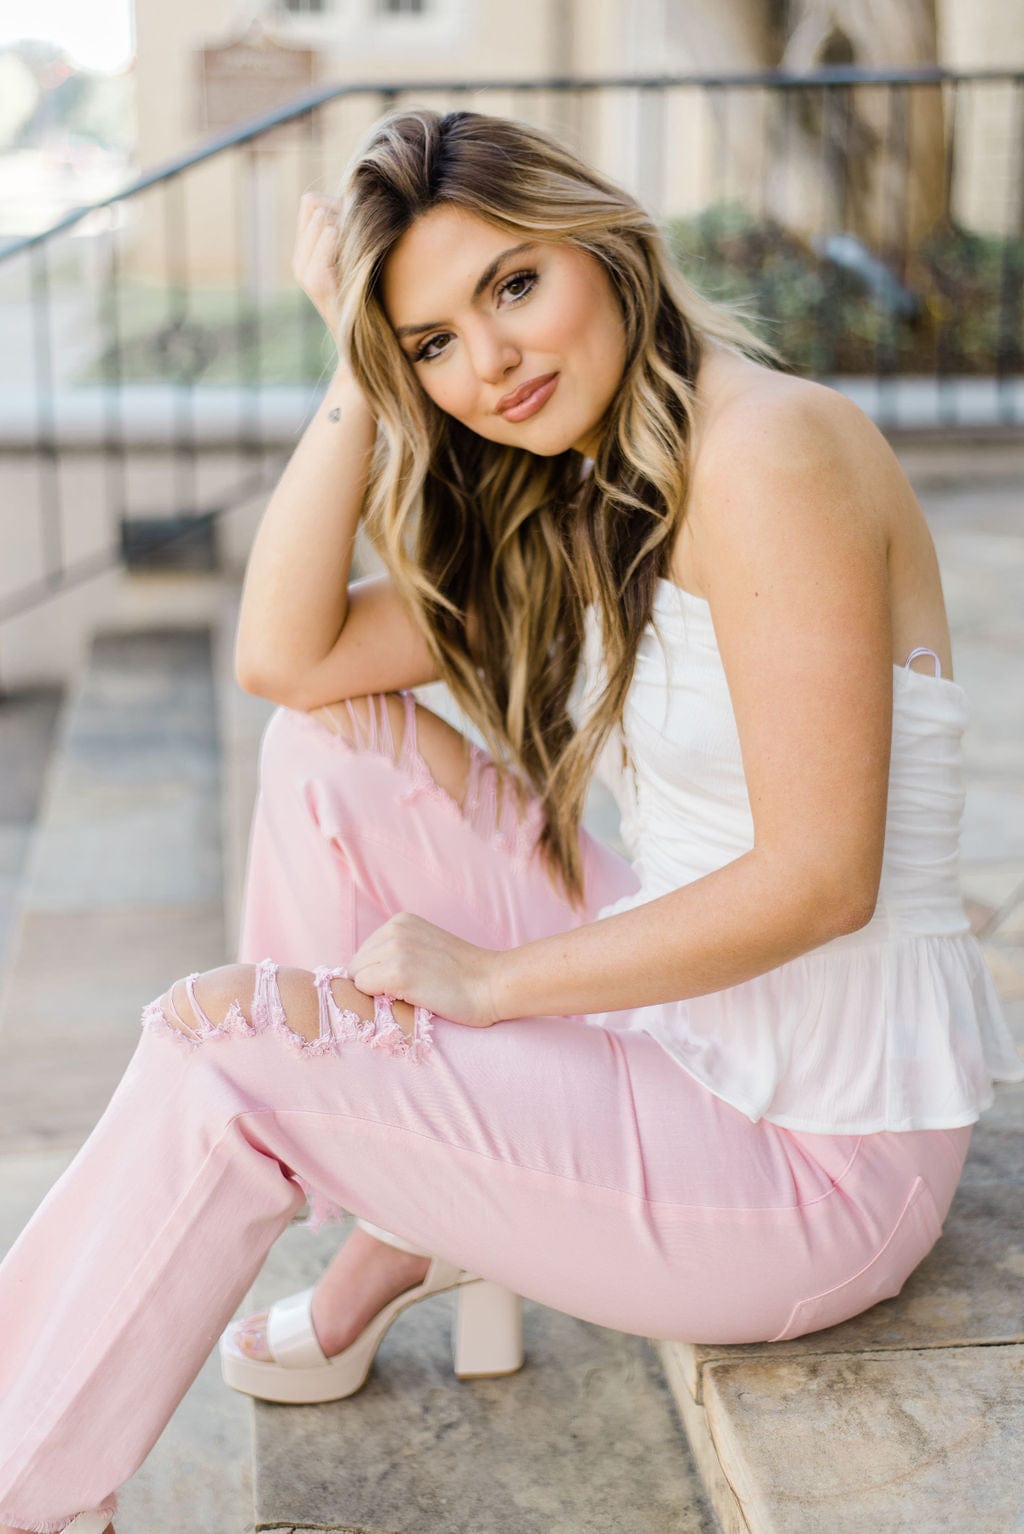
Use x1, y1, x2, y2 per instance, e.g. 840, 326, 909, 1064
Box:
140, 959, 434, 1062
303, 690, 546, 874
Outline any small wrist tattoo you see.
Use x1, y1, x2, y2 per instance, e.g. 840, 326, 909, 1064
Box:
327, 406, 341, 422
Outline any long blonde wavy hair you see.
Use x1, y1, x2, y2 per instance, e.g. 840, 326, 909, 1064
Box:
332, 106, 783, 912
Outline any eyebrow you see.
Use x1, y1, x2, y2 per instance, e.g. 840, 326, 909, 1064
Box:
394, 242, 538, 341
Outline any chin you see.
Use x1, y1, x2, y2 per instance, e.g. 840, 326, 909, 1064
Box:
512, 415, 601, 458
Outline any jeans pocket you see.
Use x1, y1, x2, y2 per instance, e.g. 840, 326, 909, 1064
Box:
767, 1175, 944, 1344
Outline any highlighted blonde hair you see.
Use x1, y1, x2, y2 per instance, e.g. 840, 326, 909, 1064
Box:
333, 106, 782, 910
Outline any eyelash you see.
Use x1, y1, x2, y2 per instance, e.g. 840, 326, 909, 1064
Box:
411, 268, 539, 363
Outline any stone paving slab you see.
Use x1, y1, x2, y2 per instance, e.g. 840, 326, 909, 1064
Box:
996, 903, 1024, 944
0, 686, 63, 822
0, 687, 63, 971
0, 1147, 253, 1534
962, 783, 1024, 866
21, 630, 222, 912
246, 1217, 717, 1534
0, 902, 225, 1038
0, 903, 224, 1151
703, 1345, 1024, 1533
0, 824, 32, 974
25, 784, 223, 909
961, 860, 1024, 935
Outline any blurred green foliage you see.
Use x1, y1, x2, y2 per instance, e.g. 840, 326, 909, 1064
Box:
81, 279, 337, 387
668, 201, 1023, 376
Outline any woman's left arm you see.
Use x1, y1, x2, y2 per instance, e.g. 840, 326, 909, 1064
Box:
491, 383, 896, 1022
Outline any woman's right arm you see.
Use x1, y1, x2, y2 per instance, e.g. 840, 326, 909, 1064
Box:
234, 193, 440, 707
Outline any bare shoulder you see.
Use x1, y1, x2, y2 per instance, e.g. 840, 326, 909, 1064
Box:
678, 360, 902, 594
695, 354, 884, 453
691, 365, 898, 508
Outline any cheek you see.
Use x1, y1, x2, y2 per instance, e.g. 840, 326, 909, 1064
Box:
551, 281, 619, 368
419, 370, 467, 417
419, 369, 493, 432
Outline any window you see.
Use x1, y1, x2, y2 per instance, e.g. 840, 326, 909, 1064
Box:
377, 0, 427, 15
280, 0, 329, 13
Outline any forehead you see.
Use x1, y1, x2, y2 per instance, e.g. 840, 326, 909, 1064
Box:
381, 205, 530, 326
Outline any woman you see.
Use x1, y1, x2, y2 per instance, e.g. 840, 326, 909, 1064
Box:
1, 106, 1020, 1534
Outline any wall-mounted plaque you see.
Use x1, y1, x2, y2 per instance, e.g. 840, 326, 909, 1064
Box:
197, 26, 316, 142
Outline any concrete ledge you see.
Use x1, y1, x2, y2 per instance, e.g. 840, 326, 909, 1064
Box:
1, 380, 1022, 449
703, 1344, 1024, 1534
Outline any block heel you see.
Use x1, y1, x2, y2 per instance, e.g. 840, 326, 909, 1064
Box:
220, 1218, 525, 1403
452, 1279, 524, 1378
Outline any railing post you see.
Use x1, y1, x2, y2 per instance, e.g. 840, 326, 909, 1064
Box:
29, 240, 62, 597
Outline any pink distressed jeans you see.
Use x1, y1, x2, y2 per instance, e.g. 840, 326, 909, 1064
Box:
0, 692, 971, 1532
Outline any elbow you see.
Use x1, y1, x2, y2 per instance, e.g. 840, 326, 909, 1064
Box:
834, 896, 878, 936
826, 876, 881, 937
234, 653, 300, 708
234, 653, 269, 699
785, 858, 880, 942
234, 634, 265, 698
759, 845, 882, 943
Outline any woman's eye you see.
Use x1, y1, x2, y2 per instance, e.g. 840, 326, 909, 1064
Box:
500, 269, 538, 302
411, 268, 539, 364
413, 332, 451, 363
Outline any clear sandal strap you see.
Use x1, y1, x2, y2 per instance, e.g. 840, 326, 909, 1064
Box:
265, 1285, 329, 1369
61, 1514, 114, 1534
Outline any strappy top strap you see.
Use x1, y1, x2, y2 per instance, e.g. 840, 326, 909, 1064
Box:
903, 645, 943, 678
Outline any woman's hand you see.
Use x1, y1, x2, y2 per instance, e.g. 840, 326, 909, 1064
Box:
292, 191, 343, 337
347, 913, 505, 1029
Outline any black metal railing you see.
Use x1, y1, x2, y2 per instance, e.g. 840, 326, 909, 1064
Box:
1, 65, 1021, 634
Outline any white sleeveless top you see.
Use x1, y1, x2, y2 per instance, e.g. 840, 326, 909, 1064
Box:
570, 577, 1024, 1134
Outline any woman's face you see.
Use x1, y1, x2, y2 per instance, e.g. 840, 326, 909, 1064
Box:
381, 204, 628, 458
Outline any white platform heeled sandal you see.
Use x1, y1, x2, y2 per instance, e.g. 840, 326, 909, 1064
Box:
218, 1217, 524, 1404
60, 1515, 113, 1533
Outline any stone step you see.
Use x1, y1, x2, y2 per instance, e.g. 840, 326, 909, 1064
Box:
0, 616, 254, 1533
703, 1342, 1024, 1534
0, 684, 63, 972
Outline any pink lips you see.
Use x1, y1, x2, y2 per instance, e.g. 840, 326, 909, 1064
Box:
496, 372, 559, 421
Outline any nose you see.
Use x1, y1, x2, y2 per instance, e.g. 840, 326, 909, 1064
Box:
464, 320, 521, 386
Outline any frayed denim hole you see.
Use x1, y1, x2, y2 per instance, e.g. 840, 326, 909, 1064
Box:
340, 696, 369, 753
185, 972, 221, 1035
315, 970, 332, 1043
340, 692, 397, 759
464, 746, 489, 831
168, 974, 201, 1034
300, 693, 540, 879
313, 964, 352, 1044
250, 957, 287, 1035
375, 690, 398, 758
